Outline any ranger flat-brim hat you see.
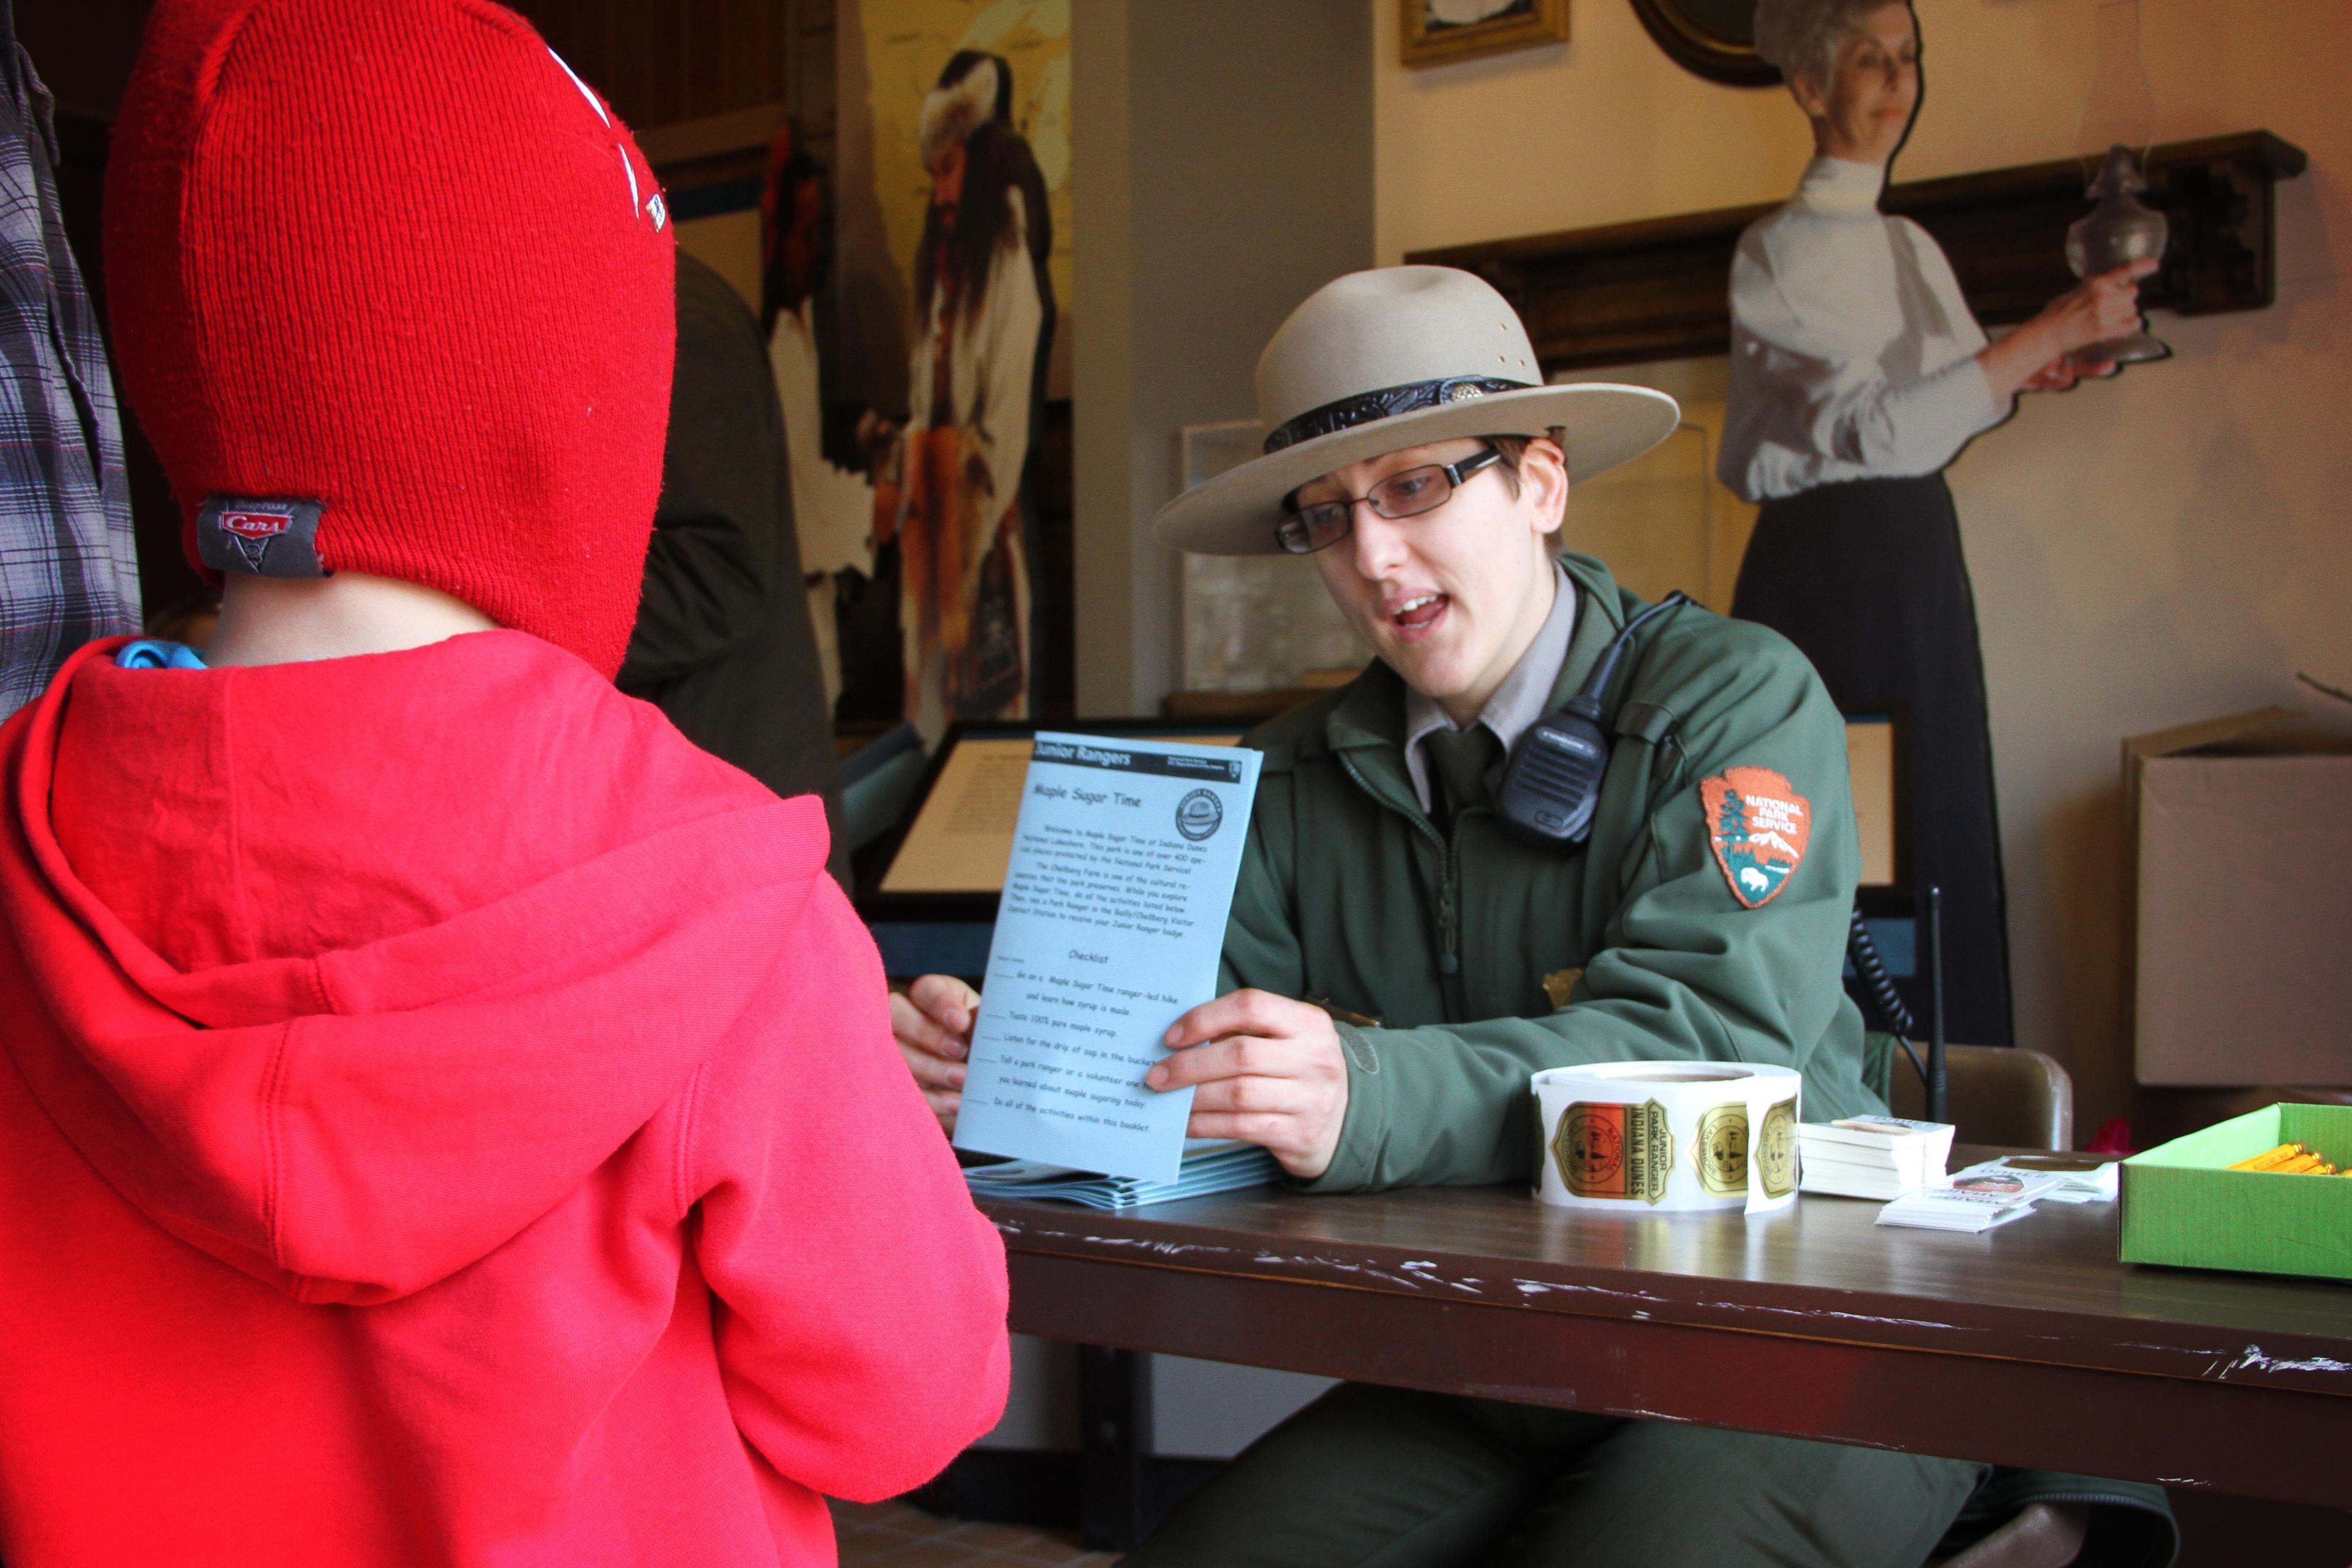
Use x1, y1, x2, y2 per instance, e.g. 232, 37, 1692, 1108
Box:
1152, 266, 1680, 556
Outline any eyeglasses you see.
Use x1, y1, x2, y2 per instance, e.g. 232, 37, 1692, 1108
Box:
1274, 445, 1504, 556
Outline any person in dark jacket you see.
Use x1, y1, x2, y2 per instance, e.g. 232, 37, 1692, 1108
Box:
619, 251, 848, 887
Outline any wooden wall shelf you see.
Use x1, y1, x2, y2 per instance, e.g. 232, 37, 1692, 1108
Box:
1406, 132, 2309, 374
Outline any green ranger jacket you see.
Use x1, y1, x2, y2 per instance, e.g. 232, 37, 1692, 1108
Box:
1211, 551, 2182, 1561
1219, 551, 1884, 1193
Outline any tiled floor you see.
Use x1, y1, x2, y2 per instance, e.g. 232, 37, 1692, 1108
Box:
830, 1498, 1121, 1567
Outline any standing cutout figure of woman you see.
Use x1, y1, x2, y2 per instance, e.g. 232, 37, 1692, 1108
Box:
1722, 0, 2152, 1045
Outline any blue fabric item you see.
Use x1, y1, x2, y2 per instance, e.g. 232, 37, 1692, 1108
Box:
0, 2, 143, 719
115, 639, 206, 671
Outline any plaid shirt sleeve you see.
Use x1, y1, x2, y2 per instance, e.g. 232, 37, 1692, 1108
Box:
0, 21, 142, 720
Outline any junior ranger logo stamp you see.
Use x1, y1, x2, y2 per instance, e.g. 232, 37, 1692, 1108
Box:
1175, 787, 1224, 842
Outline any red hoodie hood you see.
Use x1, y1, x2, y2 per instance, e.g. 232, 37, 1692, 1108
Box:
0, 632, 829, 1306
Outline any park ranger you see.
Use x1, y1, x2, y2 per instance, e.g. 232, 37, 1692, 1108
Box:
891, 268, 2157, 1564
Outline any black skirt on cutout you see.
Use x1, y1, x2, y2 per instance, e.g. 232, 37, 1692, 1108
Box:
1732, 472, 2013, 1047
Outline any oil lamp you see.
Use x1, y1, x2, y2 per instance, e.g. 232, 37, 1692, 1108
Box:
2064, 144, 2171, 368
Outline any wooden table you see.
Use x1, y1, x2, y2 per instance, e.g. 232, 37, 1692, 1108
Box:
978, 1158, 2352, 1520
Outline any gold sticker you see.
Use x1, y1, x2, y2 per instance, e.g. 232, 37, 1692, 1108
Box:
1756, 1096, 1799, 1198
1553, 1099, 1675, 1205
1694, 1101, 1749, 1197
1540, 967, 1584, 1011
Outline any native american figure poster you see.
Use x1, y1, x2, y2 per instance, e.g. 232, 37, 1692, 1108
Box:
831, 2, 1069, 739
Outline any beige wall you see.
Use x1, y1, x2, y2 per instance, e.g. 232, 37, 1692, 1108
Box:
1074, 0, 1377, 717
673, 208, 763, 313
1375, 0, 2352, 1131
1072, 0, 1139, 716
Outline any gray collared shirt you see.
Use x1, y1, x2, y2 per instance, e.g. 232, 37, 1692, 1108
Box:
1402, 559, 1577, 814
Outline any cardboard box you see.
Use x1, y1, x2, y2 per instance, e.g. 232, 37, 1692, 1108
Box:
2120, 1104, 2352, 1282
2128, 707, 2352, 1087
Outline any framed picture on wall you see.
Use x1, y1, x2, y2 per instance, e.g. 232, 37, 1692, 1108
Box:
1628, 0, 1781, 86
1400, 0, 1570, 69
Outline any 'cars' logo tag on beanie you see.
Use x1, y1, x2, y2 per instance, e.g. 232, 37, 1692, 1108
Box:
197, 496, 329, 578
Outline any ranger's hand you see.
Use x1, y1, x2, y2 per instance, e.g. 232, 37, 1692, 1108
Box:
890, 974, 976, 1133
1147, 990, 1349, 1180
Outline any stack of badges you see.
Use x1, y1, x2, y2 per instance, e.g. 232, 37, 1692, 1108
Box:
1796, 1115, 1955, 1200
1530, 1061, 1802, 1216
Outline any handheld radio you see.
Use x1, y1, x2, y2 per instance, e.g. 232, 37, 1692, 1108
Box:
1494, 592, 1691, 846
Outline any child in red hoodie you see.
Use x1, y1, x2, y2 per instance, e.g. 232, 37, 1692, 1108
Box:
0, 2, 1009, 1563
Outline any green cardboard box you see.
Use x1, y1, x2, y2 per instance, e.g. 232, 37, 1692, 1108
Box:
2120, 1104, 2352, 1282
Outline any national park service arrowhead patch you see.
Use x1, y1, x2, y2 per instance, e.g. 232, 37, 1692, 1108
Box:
1700, 766, 1811, 909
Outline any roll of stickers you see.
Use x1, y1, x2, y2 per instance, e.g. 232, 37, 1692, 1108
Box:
1530, 1061, 1801, 1215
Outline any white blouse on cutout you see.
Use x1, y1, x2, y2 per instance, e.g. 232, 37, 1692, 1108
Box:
1717, 157, 2005, 504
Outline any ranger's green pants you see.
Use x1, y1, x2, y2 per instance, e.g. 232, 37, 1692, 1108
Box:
1127, 1384, 1981, 1568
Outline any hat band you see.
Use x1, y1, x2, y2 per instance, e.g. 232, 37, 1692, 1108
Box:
1262, 375, 1533, 455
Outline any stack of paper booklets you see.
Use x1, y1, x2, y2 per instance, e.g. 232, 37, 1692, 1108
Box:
1870, 1158, 2070, 1232
1797, 1115, 1955, 1200
1873, 1153, 2122, 1233
1947, 1154, 2119, 1204
1874, 1184, 2040, 1232
962, 1140, 1278, 1212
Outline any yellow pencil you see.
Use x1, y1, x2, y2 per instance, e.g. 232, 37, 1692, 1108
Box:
2228, 1142, 2305, 1172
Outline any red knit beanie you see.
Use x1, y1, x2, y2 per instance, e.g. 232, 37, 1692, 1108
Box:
105, 0, 675, 677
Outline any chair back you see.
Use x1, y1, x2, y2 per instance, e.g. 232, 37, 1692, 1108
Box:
839, 723, 928, 856
1889, 1044, 2074, 1151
